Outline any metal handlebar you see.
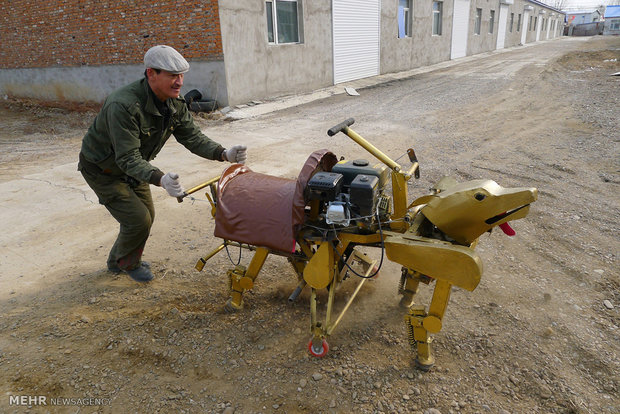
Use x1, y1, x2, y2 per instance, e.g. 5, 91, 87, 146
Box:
328, 118, 401, 173
327, 118, 355, 137
177, 175, 221, 203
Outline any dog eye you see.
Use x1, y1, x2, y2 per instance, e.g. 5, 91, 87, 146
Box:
475, 193, 486, 201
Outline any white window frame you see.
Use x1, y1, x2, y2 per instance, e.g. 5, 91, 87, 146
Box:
398, 0, 413, 38
474, 8, 482, 35
489, 10, 495, 34
266, 0, 303, 44
432, 1, 443, 36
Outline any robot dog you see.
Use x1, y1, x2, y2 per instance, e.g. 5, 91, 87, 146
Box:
181, 119, 537, 369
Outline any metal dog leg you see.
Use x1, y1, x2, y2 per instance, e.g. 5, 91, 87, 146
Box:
226, 247, 269, 311
404, 279, 452, 370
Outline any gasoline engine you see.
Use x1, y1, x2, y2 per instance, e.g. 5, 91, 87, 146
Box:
306, 159, 391, 230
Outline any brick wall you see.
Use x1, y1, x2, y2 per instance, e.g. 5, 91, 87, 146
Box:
0, 0, 223, 69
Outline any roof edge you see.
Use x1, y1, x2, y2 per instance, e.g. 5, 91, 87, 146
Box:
526, 0, 565, 15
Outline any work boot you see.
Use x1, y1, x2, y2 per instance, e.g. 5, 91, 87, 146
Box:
126, 264, 154, 282
108, 261, 151, 274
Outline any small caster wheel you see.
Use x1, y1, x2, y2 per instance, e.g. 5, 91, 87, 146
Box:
225, 298, 243, 313
308, 338, 329, 358
371, 264, 380, 279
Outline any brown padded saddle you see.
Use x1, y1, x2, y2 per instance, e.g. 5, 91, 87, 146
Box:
214, 149, 338, 253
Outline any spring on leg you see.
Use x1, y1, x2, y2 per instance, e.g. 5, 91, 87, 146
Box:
406, 318, 417, 353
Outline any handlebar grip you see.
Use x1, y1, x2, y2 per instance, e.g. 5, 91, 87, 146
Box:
177, 193, 187, 203
327, 118, 355, 136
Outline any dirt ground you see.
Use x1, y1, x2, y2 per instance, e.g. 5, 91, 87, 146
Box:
0, 36, 618, 414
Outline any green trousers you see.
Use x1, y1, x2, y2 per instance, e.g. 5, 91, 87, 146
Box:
79, 156, 155, 271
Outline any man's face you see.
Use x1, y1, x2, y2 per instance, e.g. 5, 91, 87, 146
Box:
147, 68, 184, 101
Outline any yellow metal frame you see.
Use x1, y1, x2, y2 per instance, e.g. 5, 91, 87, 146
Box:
187, 119, 536, 370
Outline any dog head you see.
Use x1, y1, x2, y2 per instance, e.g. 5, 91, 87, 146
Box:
420, 179, 538, 245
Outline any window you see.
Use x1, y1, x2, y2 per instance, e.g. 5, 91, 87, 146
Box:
474, 8, 482, 35
509, 13, 514, 32
432, 1, 442, 35
534, 16, 537, 31
489, 10, 495, 34
517, 14, 521, 32
528, 15, 532, 31
611, 20, 620, 30
266, 1, 303, 44
398, 0, 413, 38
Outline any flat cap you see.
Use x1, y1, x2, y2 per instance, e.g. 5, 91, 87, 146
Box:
144, 45, 189, 74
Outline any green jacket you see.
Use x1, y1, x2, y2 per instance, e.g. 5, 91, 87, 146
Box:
80, 78, 224, 184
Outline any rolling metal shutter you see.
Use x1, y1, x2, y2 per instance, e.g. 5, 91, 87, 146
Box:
535, 13, 543, 41
332, 0, 380, 84
496, 5, 509, 50
521, 11, 530, 45
451, 0, 470, 59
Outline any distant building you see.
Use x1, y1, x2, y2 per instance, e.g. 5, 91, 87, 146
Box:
0, 0, 565, 107
565, 10, 602, 25
603, 5, 620, 36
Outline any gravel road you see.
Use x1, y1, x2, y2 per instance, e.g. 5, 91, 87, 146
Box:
0, 36, 618, 413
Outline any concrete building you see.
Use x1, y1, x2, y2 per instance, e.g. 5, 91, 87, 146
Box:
565, 10, 602, 26
564, 9, 604, 35
0, 0, 564, 108
603, 5, 620, 36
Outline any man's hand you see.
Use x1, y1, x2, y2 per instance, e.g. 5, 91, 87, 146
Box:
224, 145, 247, 164
160, 172, 184, 197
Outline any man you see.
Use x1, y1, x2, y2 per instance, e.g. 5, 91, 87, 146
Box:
79, 45, 246, 282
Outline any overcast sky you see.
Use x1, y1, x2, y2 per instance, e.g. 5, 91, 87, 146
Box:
560, 0, 613, 11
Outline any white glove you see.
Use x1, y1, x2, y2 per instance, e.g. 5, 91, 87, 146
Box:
224, 145, 247, 164
160, 172, 184, 197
